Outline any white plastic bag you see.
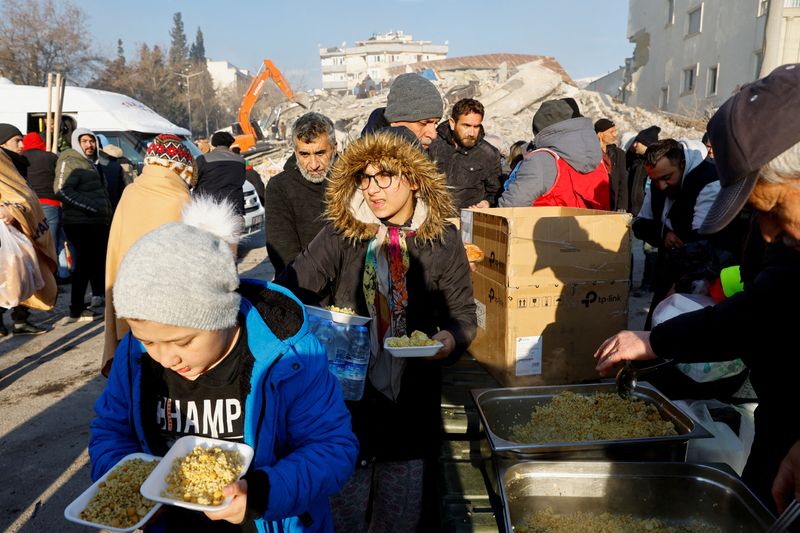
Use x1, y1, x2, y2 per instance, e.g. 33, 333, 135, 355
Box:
675, 399, 756, 475
652, 293, 746, 382
0, 222, 44, 308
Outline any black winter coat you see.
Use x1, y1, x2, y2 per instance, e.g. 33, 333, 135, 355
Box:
277, 223, 476, 462
264, 162, 327, 276
605, 144, 628, 212
23, 148, 59, 201
428, 123, 502, 208
194, 147, 246, 215
650, 241, 800, 509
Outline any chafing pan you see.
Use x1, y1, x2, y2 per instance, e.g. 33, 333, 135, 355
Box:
499, 461, 773, 532
472, 382, 711, 461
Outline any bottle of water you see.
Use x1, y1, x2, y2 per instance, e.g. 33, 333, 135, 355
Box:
315, 319, 337, 363
340, 325, 371, 401
331, 324, 350, 385
307, 314, 321, 336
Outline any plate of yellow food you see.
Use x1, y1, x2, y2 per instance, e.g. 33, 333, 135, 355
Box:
64, 453, 162, 531
139, 436, 253, 512
384, 330, 443, 358
306, 305, 371, 325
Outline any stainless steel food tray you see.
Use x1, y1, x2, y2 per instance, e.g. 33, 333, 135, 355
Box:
472, 382, 712, 461
499, 461, 773, 532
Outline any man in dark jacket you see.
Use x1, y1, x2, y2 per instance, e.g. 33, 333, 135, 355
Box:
361, 72, 442, 151
498, 98, 609, 209
595, 64, 800, 512
626, 125, 661, 216
632, 138, 720, 327
595, 118, 628, 212
55, 128, 112, 322
194, 131, 246, 216
429, 98, 502, 209
98, 144, 127, 211
265, 112, 336, 276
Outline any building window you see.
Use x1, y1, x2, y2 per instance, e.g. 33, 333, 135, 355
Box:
667, 0, 675, 25
707, 65, 719, 95
687, 5, 703, 35
660, 86, 670, 110
682, 66, 697, 94
758, 0, 769, 16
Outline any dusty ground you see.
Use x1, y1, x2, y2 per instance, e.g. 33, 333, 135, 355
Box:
0, 234, 648, 532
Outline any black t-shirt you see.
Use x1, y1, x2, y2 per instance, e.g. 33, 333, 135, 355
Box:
140, 320, 258, 532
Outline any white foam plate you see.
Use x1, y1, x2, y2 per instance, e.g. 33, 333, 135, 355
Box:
140, 436, 254, 512
64, 452, 162, 532
384, 338, 443, 358
306, 305, 371, 326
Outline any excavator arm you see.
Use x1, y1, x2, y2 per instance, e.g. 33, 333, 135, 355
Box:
233, 59, 295, 153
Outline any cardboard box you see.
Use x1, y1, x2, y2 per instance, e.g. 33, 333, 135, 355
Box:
461, 207, 631, 386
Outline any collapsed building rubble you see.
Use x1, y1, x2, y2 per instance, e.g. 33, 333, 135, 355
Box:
249, 57, 705, 182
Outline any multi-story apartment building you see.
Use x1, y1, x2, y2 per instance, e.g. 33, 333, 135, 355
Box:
320, 31, 448, 92
206, 59, 251, 92
625, 0, 800, 117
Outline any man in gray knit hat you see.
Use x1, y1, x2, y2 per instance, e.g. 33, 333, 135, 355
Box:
361, 72, 443, 150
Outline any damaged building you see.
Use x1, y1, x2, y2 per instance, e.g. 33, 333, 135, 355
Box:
624, 0, 800, 118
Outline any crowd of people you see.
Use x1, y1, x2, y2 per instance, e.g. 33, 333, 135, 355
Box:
2, 62, 800, 530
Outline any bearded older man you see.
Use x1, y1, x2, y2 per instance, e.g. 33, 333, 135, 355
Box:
265, 112, 337, 276
594, 64, 800, 512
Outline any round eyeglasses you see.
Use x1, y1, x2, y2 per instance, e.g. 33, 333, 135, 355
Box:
356, 171, 395, 190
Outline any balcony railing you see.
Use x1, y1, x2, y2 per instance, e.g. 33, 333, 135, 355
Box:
786, 0, 800, 8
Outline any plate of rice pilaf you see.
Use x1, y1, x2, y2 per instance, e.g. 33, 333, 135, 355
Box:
140, 436, 253, 512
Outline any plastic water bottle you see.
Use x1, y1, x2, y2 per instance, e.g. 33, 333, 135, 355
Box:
315, 319, 337, 363
307, 314, 321, 335
331, 324, 350, 388
340, 325, 371, 401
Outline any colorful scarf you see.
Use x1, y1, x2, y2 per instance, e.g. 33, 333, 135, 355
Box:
363, 224, 415, 401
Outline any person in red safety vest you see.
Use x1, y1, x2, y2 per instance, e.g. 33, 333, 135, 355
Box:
498, 98, 610, 210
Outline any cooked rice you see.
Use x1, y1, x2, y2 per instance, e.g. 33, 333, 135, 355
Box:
509, 391, 677, 443
162, 446, 243, 506
519, 508, 722, 533
80, 457, 158, 528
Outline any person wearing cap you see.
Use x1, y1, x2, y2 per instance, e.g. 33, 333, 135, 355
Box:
97, 144, 127, 212
361, 72, 443, 150
595, 118, 629, 212
265, 112, 337, 277
631, 138, 721, 328
54, 128, 112, 323
100, 134, 197, 377
595, 64, 800, 511
498, 98, 610, 209
626, 125, 661, 217
702, 131, 715, 160
194, 131, 246, 217
89, 196, 358, 531
0, 125, 57, 336
428, 98, 503, 209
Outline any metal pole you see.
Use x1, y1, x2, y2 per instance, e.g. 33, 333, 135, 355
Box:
46, 73, 53, 151
52, 74, 64, 154
174, 70, 203, 137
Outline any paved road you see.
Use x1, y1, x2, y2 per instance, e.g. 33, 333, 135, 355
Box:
0, 241, 273, 533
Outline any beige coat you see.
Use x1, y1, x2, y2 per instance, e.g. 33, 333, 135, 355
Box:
102, 164, 191, 374
0, 151, 57, 310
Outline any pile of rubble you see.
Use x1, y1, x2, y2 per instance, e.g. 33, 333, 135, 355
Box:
251, 58, 705, 179
309, 59, 704, 153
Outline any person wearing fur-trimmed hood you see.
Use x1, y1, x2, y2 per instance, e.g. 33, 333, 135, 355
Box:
277, 132, 477, 530
89, 196, 358, 532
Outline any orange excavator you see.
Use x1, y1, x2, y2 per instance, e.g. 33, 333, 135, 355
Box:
231, 59, 295, 153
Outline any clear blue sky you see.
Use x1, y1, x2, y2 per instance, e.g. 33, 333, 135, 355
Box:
81, 0, 632, 88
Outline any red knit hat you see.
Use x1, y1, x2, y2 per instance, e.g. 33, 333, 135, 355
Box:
144, 134, 196, 187
21, 132, 46, 152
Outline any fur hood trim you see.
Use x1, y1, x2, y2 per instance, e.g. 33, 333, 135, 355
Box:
325, 132, 455, 243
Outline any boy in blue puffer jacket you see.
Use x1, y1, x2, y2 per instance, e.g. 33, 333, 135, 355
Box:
88, 196, 358, 532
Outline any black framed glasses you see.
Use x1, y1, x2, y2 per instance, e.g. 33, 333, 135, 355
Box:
356, 171, 395, 190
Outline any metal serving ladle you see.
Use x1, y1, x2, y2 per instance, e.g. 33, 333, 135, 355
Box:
616, 359, 676, 398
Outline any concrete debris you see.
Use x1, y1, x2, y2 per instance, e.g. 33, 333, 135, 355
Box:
251, 58, 705, 170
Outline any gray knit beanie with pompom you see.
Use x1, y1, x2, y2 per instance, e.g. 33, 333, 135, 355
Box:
113, 196, 243, 330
